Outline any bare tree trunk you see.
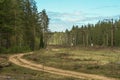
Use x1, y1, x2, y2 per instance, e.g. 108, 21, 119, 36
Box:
111, 19, 114, 47
82, 32, 85, 46
106, 33, 109, 46
86, 32, 89, 46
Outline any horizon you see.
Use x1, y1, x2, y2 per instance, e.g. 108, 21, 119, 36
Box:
35, 0, 120, 32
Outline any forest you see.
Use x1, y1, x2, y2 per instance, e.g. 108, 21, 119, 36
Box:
0, 0, 49, 53
1, 0, 120, 54
49, 19, 120, 47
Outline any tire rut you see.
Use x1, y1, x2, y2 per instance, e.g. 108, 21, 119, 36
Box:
9, 52, 117, 80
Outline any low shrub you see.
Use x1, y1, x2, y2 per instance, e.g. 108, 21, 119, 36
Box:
0, 46, 31, 54
87, 65, 100, 70
9, 46, 31, 53
0, 47, 9, 53
55, 52, 71, 58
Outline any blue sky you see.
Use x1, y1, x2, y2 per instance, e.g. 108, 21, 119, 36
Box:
35, 0, 120, 31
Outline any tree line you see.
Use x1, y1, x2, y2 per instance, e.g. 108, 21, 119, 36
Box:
49, 19, 120, 47
0, 0, 49, 53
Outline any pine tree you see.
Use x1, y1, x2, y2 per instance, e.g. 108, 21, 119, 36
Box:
39, 9, 49, 48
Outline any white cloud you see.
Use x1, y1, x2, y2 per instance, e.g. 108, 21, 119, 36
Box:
47, 11, 120, 32
48, 11, 85, 23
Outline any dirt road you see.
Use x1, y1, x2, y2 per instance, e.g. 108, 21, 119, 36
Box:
9, 52, 117, 80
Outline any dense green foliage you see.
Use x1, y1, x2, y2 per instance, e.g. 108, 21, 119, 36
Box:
0, 0, 49, 53
49, 19, 120, 47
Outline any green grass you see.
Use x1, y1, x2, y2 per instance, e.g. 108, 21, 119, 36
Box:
0, 54, 82, 80
24, 47, 120, 79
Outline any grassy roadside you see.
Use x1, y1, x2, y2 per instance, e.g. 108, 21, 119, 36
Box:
24, 47, 120, 79
0, 54, 82, 80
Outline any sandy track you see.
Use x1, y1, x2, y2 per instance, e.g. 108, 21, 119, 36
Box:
9, 52, 117, 80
